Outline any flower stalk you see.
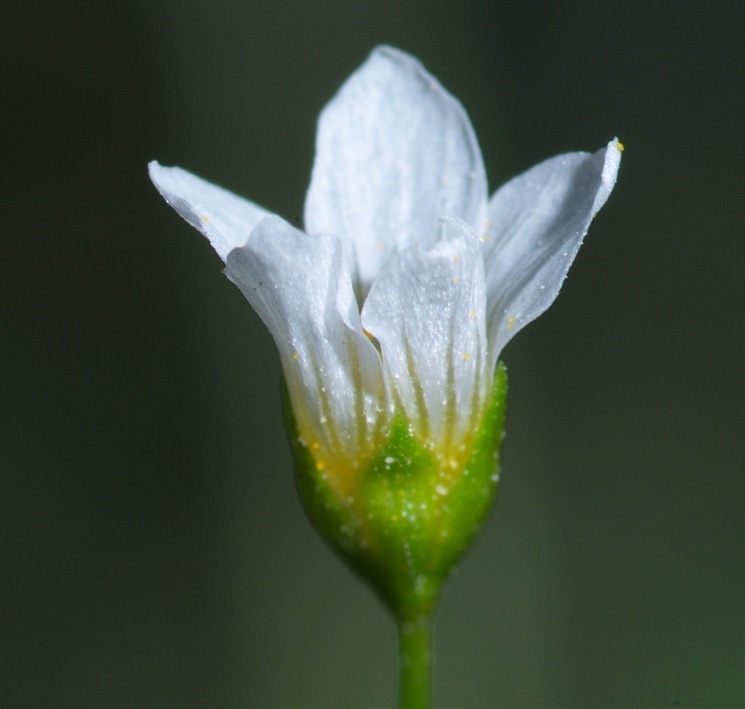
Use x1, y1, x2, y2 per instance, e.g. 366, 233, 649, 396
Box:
398, 613, 433, 709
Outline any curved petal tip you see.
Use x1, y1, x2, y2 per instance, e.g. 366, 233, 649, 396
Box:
594, 138, 623, 213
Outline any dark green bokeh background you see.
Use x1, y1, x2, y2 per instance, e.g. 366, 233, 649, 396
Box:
3, 1, 744, 706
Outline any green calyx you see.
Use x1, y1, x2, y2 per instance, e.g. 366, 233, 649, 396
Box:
285, 363, 508, 620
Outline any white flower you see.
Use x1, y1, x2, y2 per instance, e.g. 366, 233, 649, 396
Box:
149, 46, 620, 497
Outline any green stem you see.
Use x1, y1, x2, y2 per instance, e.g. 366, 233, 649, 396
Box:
397, 613, 433, 709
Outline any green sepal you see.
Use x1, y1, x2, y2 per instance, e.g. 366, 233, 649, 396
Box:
284, 363, 508, 620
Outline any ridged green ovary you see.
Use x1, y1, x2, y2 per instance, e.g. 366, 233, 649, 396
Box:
287, 363, 507, 620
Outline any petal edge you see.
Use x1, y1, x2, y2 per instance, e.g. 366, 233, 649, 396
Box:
149, 161, 271, 263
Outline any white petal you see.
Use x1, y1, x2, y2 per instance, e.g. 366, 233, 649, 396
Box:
304, 46, 487, 296
482, 139, 622, 368
362, 217, 488, 452
148, 161, 271, 263
224, 216, 386, 475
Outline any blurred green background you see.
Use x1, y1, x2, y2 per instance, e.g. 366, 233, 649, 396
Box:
3, 1, 744, 706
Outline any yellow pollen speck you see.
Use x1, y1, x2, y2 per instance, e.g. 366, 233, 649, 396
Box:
202, 216, 209, 222
481, 233, 489, 242
507, 316, 515, 330
315, 461, 325, 471
452, 255, 459, 262
617, 140, 625, 152
452, 277, 459, 284
463, 353, 471, 361
469, 311, 476, 318
392, 515, 399, 522
293, 352, 299, 360
375, 241, 384, 249
311, 441, 320, 450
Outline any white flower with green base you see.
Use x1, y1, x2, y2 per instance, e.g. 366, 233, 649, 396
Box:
150, 45, 621, 709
